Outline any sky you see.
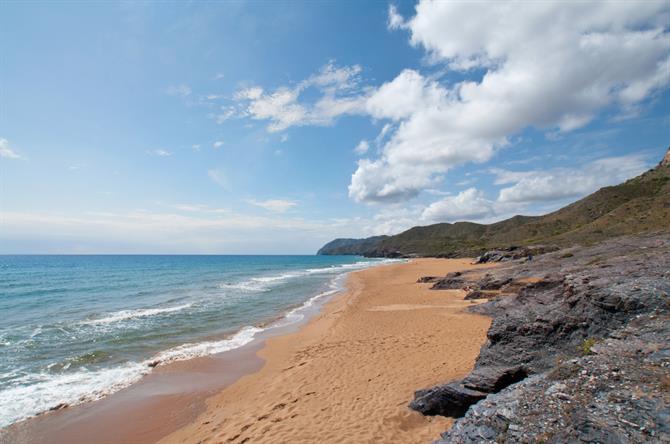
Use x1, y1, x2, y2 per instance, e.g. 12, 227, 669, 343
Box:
1, 0, 669, 254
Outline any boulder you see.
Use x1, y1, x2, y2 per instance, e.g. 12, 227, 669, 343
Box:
409, 382, 488, 417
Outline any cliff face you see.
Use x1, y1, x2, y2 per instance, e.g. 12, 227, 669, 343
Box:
318, 148, 670, 257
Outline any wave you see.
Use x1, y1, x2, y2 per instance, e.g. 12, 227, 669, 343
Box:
0, 259, 398, 427
79, 303, 192, 326
151, 325, 262, 364
0, 361, 149, 428
219, 259, 397, 294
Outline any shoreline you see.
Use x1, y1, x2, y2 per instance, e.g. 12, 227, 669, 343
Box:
3, 258, 493, 444
161, 258, 493, 444
0, 260, 394, 443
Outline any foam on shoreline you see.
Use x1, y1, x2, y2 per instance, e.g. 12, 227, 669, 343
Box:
0, 258, 397, 428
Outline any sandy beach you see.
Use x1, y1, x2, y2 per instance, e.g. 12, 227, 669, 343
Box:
1, 258, 493, 444
160, 258, 492, 444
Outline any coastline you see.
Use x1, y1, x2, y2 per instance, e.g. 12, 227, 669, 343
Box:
2, 258, 493, 444
161, 258, 492, 444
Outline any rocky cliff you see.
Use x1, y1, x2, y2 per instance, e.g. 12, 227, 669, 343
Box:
411, 235, 670, 443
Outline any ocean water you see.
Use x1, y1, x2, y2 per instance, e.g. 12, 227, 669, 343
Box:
0, 255, 394, 427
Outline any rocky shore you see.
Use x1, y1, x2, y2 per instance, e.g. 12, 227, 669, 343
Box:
411, 234, 670, 443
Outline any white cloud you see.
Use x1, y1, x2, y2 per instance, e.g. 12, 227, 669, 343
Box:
387, 5, 406, 31
151, 149, 171, 157
496, 154, 649, 203
192, 144, 201, 151
348, 0, 670, 203
247, 199, 298, 213
235, 86, 264, 101
214, 73, 225, 80
280, 134, 289, 143
0, 138, 20, 159
421, 188, 496, 223
354, 140, 369, 155
234, 62, 366, 132
213, 140, 224, 149
0, 209, 365, 254
213, 107, 236, 124
166, 84, 192, 97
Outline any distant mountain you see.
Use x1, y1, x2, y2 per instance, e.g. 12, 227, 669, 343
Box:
316, 236, 389, 255
318, 147, 670, 257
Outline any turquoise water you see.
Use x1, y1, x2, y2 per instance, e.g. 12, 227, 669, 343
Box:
0, 255, 392, 427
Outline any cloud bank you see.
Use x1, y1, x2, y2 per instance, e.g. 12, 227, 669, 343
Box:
349, 0, 670, 203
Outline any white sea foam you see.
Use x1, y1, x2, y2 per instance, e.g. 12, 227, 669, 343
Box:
0, 325, 262, 428
151, 325, 262, 364
0, 259, 400, 428
79, 303, 193, 326
219, 259, 396, 294
0, 361, 149, 428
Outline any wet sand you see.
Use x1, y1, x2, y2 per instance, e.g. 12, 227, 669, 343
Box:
2, 258, 492, 444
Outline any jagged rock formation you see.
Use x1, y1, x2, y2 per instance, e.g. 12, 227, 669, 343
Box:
410, 235, 670, 443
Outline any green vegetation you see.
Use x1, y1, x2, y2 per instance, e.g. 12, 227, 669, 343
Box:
580, 338, 599, 356
319, 150, 670, 257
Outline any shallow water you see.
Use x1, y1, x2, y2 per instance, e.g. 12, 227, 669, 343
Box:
0, 254, 393, 427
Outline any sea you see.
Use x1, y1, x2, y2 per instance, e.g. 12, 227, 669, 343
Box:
0, 254, 396, 428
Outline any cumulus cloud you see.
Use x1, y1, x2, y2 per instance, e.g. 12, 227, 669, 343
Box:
213, 140, 224, 149
247, 199, 298, 213
421, 188, 496, 223
234, 62, 366, 132
0, 138, 20, 159
496, 154, 649, 203
348, 0, 670, 203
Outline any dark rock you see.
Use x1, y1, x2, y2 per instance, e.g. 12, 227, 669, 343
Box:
430, 278, 464, 290
424, 235, 670, 443
409, 383, 487, 418
417, 276, 441, 283
463, 290, 488, 300
148, 360, 161, 368
462, 366, 529, 393
476, 274, 512, 290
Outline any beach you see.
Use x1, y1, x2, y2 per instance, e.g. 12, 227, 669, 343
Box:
161, 258, 491, 444
2, 258, 492, 444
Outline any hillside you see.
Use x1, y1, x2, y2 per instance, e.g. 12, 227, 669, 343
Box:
318, 148, 670, 257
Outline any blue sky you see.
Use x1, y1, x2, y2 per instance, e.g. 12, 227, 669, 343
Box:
1, 1, 669, 254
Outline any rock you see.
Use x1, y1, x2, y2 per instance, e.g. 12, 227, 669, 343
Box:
462, 366, 529, 393
425, 235, 670, 443
476, 274, 513, 290
660, 146, 670, 167
430, 272, 466, 290
416, 276, 440, 283
463, 290, 488, 300
148, 360, 161, 368
409, 383, 488, 417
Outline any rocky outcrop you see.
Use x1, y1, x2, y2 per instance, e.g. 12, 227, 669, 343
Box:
474, 245, 558, 263
410, 383, 488, 418
429, 272, 465, 290
438, 313, 670, 443
660, 146, 670, 167
410, 235, 670, 442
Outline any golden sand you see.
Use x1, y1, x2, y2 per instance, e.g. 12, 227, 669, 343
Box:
160, 258, 492, 444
